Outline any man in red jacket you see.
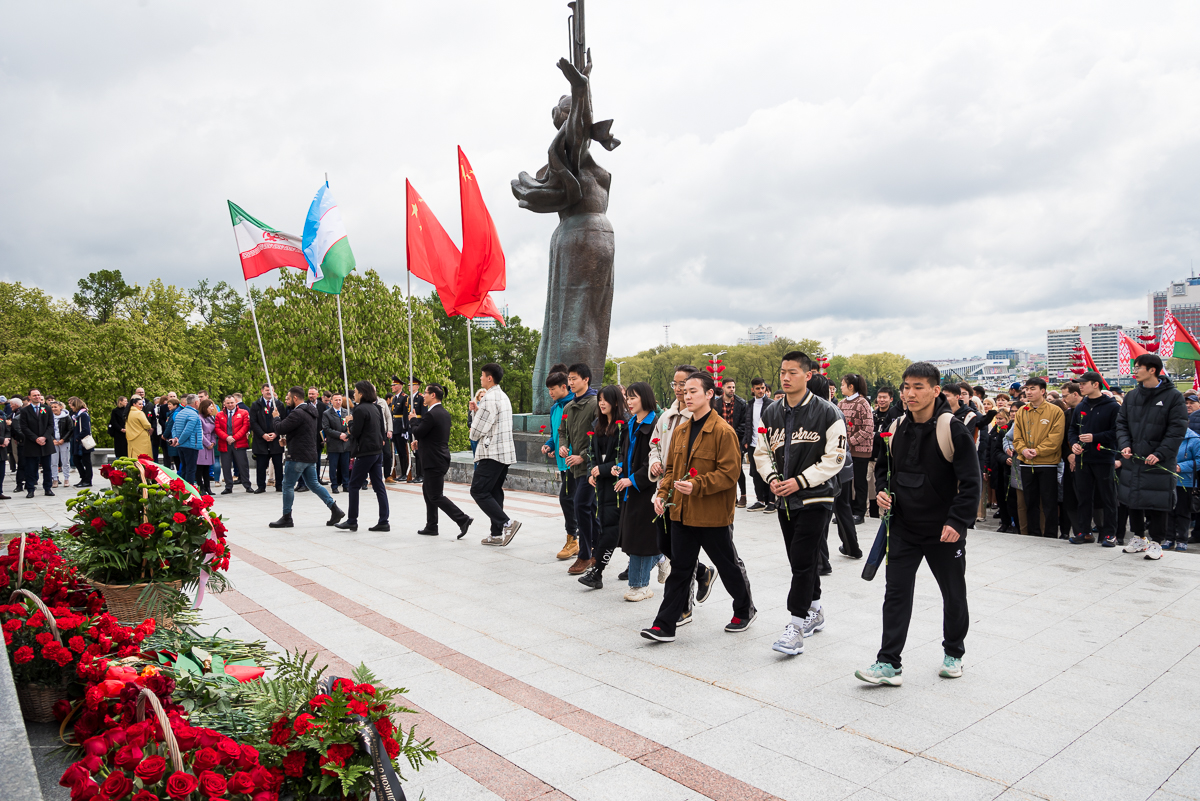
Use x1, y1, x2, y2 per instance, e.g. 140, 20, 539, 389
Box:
215, 395, 253, 494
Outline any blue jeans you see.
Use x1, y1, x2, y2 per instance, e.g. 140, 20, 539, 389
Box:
627, 554, 659, 589
282, 460, 334, 514
178, 447, 199, 486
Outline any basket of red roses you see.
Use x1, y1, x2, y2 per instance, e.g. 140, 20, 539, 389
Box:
65, 456, 231, 626
0, 531, 105, 610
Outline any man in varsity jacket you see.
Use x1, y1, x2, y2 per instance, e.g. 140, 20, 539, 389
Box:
856, 361, 980, 687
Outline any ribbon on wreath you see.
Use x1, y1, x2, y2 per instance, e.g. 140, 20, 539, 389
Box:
133, 457, 223, 608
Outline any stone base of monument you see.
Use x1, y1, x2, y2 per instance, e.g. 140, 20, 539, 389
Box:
447, 452, 560, 496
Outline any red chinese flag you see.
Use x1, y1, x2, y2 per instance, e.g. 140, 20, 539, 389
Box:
454, 147, 506, 318
406, 179, 461, 315
476, 294, 506, 327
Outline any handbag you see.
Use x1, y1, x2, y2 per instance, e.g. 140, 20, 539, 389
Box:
80, 435, 97, 451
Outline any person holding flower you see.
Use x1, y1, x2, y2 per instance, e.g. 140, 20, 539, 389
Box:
540, 364, 579, 561
560, 363, 599, 572
1067, 372, 1120, 546
616, 382, 662, 601
641, 371, 755, 643
578, 385, 629, 589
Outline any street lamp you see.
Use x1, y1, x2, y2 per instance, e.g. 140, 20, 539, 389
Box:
614, 361, 626, 385
702, 351, 727, 389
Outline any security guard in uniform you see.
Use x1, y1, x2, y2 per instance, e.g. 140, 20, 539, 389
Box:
389, 377, 410, 483
409, 376, 425, 483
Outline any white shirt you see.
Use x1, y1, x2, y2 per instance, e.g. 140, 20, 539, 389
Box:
750, 396, 767, 447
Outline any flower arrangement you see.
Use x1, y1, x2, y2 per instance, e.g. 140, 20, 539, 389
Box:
64, 457, 230, 619
0, 532, 104, 610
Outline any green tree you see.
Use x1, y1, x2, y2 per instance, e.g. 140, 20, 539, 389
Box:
73, 269, 137, 324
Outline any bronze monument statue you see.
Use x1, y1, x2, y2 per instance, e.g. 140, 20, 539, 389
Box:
512, 0, 619, 413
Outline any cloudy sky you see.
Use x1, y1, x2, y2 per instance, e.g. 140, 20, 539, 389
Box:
3, 1, 1198, 360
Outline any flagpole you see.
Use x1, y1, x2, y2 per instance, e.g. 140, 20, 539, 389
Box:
242, 280, 274, 396
467, 316, 475, 398
336, 294, 349, 400
406, 269, 414, 396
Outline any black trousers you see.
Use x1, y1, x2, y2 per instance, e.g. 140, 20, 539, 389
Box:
832, 482, 861, 557
423, 468, 469, 532
255, 452, 283, 490
878, 526, 968, 669
1117, 504, 1144, 539
559, 473, 577, 536
655, 514, 706, 614
776, 505, 833, 616
572, 475, 596, 559
737, 460, 747, 496
1168, 486, 1191, 543
652, 521, 754, 635
748, 452, 770, 504
113, 437, 127, 459
221, 448, 252, 489
381, 439, 393, 482
76, 448, 95, 485
594, 479, 621, 573
395, 439, 409, 479
1060, 465, 1078, 536
1075, 461, 1116, 539
24, 454, 52, 491
851, 458, 870, 517
347, 453, 389, 524
470, 458, 510, 536
1021, 466, 1059, 538
1145, 509, 1170, 544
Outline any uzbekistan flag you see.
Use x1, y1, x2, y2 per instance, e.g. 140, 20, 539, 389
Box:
228, 201, 307, 280
302, 182, 357, 295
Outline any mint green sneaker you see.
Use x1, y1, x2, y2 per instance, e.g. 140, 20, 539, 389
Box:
939, 655, 963, 678
855, 661, 903, 686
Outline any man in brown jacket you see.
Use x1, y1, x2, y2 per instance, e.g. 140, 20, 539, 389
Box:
641, 372, 756, 642
1012, 377, 1065, 538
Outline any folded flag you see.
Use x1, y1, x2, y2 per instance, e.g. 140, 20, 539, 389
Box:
302, 182, 357, 295
228, 201, 307, 280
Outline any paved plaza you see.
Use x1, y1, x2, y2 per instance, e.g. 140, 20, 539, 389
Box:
5, 476, 1200, 801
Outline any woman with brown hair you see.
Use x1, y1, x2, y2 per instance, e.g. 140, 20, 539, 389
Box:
196, 398, 217, 494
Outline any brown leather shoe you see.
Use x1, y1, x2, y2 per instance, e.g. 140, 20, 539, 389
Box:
567, 557, 594, 575
736, 495, 747, 508
385, 477, 396, 484
556, 535, 579, 560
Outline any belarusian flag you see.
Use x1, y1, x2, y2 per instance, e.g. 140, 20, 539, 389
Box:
302, 182, 356, 295
1159, 310, 1200, 361
228, 201, 307, 280
1118, 331, 1147, 376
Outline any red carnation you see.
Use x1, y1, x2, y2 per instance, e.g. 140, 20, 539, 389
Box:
586, 431, 595, 436
165, 771, 199, 799
308, 694, 332, 709
688, 468, 698, 478
134, 523, 155, 539
562, 413, 568, 421
281, 751, 307, 778
293, 713, 317, 735
651, 438, 660, 444
172, 513, 188, 524
14, 645, 33, 663
757, 427, 767, 434
880, 432, 893, 439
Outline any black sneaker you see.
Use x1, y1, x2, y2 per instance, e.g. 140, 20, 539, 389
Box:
725, 612, 757, 633
838, 545, 863, 559
677, 609, 693, 627
695, 564, 715, 604
747, 501, 766, 511
852, 515, 865, 525
764, 502, 777, 514
578, 567, 603, 589
44, 489, 54, 497
640, 627, 674, 642
617, 568, 629, 581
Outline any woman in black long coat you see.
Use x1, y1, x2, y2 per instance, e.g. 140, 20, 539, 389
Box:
578, 384, 629, 590
615, 382, 661, 602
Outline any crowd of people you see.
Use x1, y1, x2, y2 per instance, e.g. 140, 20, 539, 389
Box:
2, 350, 1189, 683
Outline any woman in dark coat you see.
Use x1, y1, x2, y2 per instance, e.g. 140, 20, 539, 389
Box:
615, 382, 661, 601
578, 384, 628, 590
334, 380, 390, 533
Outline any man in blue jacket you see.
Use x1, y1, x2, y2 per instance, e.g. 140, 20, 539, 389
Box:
171, 395, 203, 486
1068, 372, 1120, 546
540, 365, 578, 561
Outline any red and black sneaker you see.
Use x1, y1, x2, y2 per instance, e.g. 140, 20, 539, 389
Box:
640, 626, 675, 642
724, 612, 757, 633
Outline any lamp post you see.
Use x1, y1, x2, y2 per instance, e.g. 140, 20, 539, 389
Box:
614, 361, 626, 385
703, 350, 727, 389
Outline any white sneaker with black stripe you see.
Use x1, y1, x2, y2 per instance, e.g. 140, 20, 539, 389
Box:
1144, 541, 1164, 560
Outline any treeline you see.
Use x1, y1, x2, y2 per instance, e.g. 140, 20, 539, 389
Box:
0, 270, 541, 451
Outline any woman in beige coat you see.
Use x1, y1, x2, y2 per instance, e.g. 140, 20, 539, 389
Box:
124, 397, 153, 459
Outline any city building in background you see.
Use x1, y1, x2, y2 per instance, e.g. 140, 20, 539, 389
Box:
987, 348, 1031, 365
1149, 277, 1200, 336
930, 358, 1010, 381
472, 303, 508, 330
737, 325, 776, 346
1047, 324, 1123, 379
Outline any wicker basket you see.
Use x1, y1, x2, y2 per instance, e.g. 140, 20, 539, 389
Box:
9, 588, 68, 722
87, 578, 183, 628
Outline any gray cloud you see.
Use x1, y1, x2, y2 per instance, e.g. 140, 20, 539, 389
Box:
2, 1, 1198, 362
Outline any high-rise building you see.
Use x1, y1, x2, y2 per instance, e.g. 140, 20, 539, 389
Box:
1046, 324, 1124, 378
987, 348, 1030, 364
1149, 278, 1200, 336
737, 325, 775, 346
471, 303, 509, 331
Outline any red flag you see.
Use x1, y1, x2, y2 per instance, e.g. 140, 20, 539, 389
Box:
405, 180, 461, 315
454, 147, 505, 318
476, 294, 506, 327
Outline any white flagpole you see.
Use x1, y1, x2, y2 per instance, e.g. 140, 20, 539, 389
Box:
467, 315, 475, 398
336, 294, 349, 400
241, 280, 274, 396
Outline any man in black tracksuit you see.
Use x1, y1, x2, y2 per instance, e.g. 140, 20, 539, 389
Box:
753, 352, 847, 656
869, 388, 904, 518
857, 362, 980, 686
1067, 372, 1120, 546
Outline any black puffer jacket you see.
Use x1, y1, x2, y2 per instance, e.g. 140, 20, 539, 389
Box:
1068, 394, 1119, 465
273, 402, 321, 464
1116, 377, 1188, 511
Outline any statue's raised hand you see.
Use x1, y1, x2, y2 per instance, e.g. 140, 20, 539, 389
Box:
557, 54, 589, 88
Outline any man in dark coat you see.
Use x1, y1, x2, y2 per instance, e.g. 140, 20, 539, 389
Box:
19, 389, 56, 497
712, 379, 749, 507
108, 397, 128, 459
1068, 372, 1120, 547
250, 384, 286, 493
411, 384, 472, 538
1117, 354, 1188, 561
267, 387, 343, 529
408, 377, 426, 482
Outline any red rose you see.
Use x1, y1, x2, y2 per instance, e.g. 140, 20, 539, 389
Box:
227, 771, 256, 794
134, 523, 155, 539
113, 745, 143, 770
134, 755, 166, 785
100, 770, 133, 799
109, 472, 126, 487
132, 792, 159, 801
172, 513, 188, 524
215, 738, 241, 765
281, 751, 307, 778
90, 518, 106, 531
14, 645, 34, 663
165, 772, 198, 799
252, 792, 279, 801
235, 744, 259, 769
59, 762, 91, 788
143, 464, 159, 481
757, 427, 767, 434
688, 468, 698, 477
197, 770, 227, 798
192, 747, 220, 772
53, 698, 73, 721
71, 778, 99, 801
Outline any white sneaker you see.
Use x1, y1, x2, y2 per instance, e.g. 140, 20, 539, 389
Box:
1123, 536, 1149, 554
1144, 541, 1163, 560
771, 623, 805, 656
657, 558, 671, 584
624, 586, 654, 602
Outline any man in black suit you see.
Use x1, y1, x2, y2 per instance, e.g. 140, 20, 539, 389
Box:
410, 384, 472, 538
249, 384, 286, 493
19, 388, 56, 498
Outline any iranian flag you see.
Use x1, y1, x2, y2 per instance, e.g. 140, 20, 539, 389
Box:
228, 201, 307, 280
302, 182, 357, 295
